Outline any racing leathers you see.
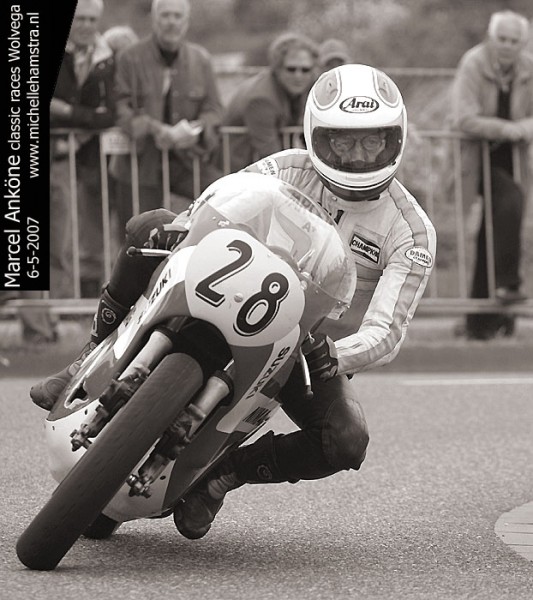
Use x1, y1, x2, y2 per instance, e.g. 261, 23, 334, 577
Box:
245, 149, 437, 375
129, 148, 435, 477
173, 148, 436, 538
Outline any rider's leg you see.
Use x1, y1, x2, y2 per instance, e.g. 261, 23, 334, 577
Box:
29, 289, 131, 410
30, 209, 177, 410
174, 368, 369, 539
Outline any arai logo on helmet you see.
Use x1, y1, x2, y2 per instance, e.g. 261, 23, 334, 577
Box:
339, 96, 379, 113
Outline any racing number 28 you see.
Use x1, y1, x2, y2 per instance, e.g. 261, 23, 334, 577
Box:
195, 239, 289, 336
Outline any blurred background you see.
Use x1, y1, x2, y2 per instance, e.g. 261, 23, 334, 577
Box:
100, 0, 533, 308
100, 0, 533, 166
2, 0, 533, 365
103, 0, 533, 69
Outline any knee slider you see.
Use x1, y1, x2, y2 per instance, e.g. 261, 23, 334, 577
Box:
323, 397, 369, 471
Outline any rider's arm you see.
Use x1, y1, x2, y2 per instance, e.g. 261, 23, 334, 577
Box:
334, 216, 436, 376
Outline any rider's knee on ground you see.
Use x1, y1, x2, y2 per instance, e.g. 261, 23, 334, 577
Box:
323, 396, 369, 471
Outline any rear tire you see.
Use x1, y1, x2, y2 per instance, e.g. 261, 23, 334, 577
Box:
16, 353, 203, 570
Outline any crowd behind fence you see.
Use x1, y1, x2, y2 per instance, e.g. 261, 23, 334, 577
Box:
2, 125, 533, 318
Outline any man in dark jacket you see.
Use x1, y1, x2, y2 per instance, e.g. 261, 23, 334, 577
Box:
221, 32, 318, 173
110, 0, 223, 230
51, 0, 116, 298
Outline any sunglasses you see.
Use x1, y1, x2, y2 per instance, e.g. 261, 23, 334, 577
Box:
283, 66, 313, 74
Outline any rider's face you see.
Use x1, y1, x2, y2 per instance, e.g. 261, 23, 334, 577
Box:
329, 131, 387, 167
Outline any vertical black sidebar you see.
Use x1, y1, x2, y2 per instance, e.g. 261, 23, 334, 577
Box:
1, 0, 77, 292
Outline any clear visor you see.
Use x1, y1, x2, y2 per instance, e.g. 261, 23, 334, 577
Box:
312, 126, 403, 173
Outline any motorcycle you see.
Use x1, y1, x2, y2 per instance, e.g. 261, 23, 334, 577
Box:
16, 172, 357, 570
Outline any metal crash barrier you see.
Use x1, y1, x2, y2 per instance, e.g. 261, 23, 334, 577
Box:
1, 125, 532, 318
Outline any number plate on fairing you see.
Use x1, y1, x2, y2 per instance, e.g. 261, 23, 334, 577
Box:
185, 229, 305, 347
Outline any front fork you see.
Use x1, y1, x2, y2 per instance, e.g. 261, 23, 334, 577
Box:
127, 349, 313, 498
70, 317, 235, 499
127, 361, 234, 497
70, 321, 184, 451
71, 322, 313, 498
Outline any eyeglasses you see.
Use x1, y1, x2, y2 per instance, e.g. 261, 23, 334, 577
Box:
283, 66, 313, 74
329, 133, 385, 152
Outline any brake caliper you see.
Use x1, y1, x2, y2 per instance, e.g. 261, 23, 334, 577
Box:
70, 367, 149, 451
127, 369, 233, 497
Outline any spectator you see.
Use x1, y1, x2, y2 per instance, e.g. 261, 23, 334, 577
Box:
220, 31, 318, 173
318, 38, 352, 72
102, 25, 139, 56
450, 10, 533, 340
110, 0, 223, 229
51, 0, 116, 297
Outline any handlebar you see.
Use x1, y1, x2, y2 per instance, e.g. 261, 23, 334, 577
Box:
127, 246, 172, 258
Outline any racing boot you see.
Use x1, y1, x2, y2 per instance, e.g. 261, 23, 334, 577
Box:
30, 289, 130, 410
173, 431, 290, 539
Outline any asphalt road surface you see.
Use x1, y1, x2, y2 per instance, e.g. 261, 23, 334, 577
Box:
1, 372, 533, 600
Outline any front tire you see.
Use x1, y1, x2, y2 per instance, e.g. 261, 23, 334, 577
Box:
16, 353, 203, 570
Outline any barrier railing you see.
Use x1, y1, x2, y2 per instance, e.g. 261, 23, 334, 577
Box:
1, 126, 532, 318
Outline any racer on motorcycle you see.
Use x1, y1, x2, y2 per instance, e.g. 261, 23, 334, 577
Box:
31, 64, 436, 540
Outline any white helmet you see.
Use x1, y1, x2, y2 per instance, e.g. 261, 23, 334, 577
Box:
304, 64, 407, 202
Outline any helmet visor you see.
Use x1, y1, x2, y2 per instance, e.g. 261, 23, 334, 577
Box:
312, 126, 403, 173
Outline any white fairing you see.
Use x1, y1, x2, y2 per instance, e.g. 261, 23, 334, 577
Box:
46, 402, 99, 483
41, 175, 356, 526
185, 229, 305, 347
216, 330, 299, 434
45, 408, 169, 521
112, 246, 195, 359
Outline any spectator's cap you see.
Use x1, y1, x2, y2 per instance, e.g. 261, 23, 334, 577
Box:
319, 39, 352, 67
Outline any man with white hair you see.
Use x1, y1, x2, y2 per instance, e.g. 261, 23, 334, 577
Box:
111, 0, 223, 231
450, 10, 533, 340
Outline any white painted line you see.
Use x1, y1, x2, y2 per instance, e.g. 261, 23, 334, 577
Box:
401, 377, 533, 386
495, 501, 533, 563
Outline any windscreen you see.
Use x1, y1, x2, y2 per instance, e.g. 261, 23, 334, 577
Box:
190, 173, 357, 310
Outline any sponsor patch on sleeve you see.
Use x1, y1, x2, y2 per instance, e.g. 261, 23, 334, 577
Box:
406, 246, 433, 269
256, 157, 280, 177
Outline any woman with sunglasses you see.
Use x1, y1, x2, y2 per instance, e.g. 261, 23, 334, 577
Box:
220, 31, 319, 173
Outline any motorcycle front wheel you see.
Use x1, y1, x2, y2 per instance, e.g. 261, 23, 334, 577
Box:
16, 352, 204, 571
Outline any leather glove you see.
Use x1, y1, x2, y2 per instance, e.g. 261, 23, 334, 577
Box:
144, 221, 188, 251
302, 333, 339, 381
